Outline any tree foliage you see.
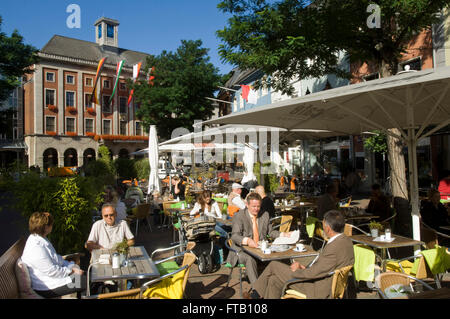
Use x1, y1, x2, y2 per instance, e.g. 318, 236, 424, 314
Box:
217, 0, 450, 93
131, 40, 223, 140
364, 130, 388, 154
0, 16, 39, 101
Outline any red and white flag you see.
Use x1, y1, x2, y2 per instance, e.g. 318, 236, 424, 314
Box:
127, 62, 142, 106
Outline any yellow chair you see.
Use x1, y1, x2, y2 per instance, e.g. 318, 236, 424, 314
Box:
127, 203, 152, 235
270, 215, 293, 233
281, 265, 354, 299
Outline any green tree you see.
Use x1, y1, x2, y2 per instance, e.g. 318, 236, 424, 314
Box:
0, 16, 39, 101
217, 0, 450, 236
131, 40, 222, 140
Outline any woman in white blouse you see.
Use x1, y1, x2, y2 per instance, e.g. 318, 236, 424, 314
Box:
190, 190, 229, 238
21, 212, 86, 298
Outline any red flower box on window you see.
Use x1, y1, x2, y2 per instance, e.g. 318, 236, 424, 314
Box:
67, 106, 77, 113
86, 132, 96, 137
86, 107, 96, 115
47, 105, 58, 112
66, 132, 77, 137
46, 131, 57, 136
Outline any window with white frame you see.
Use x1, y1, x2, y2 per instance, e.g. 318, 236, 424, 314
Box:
45, 116, 56, 132
103, 119, 111, 135
85, 118, 94, 134
102, 95, 111, 113
45, 89, 56, 106
85, 77, 93, 87
119, 82, 127, 91
119, 97, 127, 114
46, 72, 55, 82
120, 121, 127, 135
65, 91, 75, 107
66, 117, 76, 133
103, 79, 110, 89
84, 93, 92, 109
135, 121, 142, 136
66, 75, 75, 85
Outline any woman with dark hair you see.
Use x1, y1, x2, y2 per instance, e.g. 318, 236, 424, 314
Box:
190, 190, 229, 238
21, 212, 86, 298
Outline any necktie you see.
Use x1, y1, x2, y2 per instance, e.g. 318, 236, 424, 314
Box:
252, 215, 259, 243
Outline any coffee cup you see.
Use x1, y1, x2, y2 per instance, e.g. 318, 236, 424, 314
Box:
380, 235, 386, 241
295, 243, 305, 251
263, 248, 271, 254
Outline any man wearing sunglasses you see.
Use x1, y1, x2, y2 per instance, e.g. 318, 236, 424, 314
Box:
86, 203, 135, 252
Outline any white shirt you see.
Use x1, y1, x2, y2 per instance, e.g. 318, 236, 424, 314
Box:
231, 193, 246, 209
21, 234, 75, 291
190, 201, 222, 218
87, 220, 134, 250
327, 233, 342, 244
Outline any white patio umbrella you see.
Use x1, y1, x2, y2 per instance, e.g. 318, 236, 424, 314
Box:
147, 125, 160, 195
202, 66, 450, 246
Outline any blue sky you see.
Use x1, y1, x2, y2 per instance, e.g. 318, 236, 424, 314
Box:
0, 0, 234, 75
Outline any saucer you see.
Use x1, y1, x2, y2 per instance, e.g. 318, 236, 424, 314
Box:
293, 247, 306, 252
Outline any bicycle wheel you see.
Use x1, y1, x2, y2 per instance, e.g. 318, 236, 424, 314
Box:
198, 252, 213, 274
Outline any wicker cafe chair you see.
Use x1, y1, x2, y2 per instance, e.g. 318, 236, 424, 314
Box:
270, 215, 293, 233
127, 203, 152, 236
374, 272, 434, 299
84, 252, 196, 299
223, 236, 246, 299
281, 265, 354, 299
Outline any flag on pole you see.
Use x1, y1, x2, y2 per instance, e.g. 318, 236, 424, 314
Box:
108, 60, 125, 106
240, 85, 257, 104
90, 57, 107, 105
148, 66, 155, 86
127, 62, 142, 106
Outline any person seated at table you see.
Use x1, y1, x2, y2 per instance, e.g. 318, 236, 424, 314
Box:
245, 210, 354, 299
227, 192, 293, 285
255, 185, 276, 219
21, 212, 86, 298
316, 184, 339, 220
151, 191, 164, 229
227, 183, 247, 217
332, 178, 348, 200
438, 170, 450, 200
421, 189, 450, 235
366, 183, 391, 222
85, 203, 135, 252
124, 180, 144, 207
170, 176, 186, 201
190, 190, 229, 238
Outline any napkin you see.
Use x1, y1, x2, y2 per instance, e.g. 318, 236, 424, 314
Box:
98, 254, 110, 265
272, 230, 299, 245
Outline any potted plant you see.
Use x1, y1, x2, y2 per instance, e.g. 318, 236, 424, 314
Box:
286, 193, 296, 201
369, 221, 383, 237
114, 239, 130, 265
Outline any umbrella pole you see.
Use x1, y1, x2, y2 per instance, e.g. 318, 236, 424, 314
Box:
406, 129, 421, 255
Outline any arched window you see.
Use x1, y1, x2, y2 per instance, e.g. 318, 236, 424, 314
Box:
83, 148, 96, 165
64, 148, 78, 167
118, 148, 129, 159
43, 148, 58, 170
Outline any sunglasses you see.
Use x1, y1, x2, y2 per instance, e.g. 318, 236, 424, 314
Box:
102, 214, 115, 218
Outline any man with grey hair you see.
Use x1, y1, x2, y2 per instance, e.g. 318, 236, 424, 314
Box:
85, 203, 135, 252
245, 210, 354, 299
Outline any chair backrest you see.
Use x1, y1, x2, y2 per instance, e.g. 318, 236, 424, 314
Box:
279, 215, 293, 233
420, 224, 439, 249
375, 272, 411, 294
344, 224, 353, 237
180, 252, 196, 295
0, 238, 26, 299
331, 265, 353, 299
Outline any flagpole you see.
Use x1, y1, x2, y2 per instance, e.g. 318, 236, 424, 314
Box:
205, 97, 233, 104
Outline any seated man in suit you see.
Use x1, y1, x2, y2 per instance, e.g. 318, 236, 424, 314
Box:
227, 192, 293, 284
246, 210, 354, 299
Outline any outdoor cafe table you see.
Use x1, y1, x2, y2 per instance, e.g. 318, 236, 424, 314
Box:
242, 244, 318, 263
88, 246, 160, 296
349, 234, 424, 271
274, 201, 316, 228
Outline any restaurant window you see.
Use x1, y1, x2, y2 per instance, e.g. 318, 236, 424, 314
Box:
85, 118, 94, 134
135, 121, 142, 136
65, 91, 75, 107
120, 121, 127, 135
102, 119, 111, 135
45, 89, 56, 106
45, 116, 56, 132
66, 117, 76, 133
